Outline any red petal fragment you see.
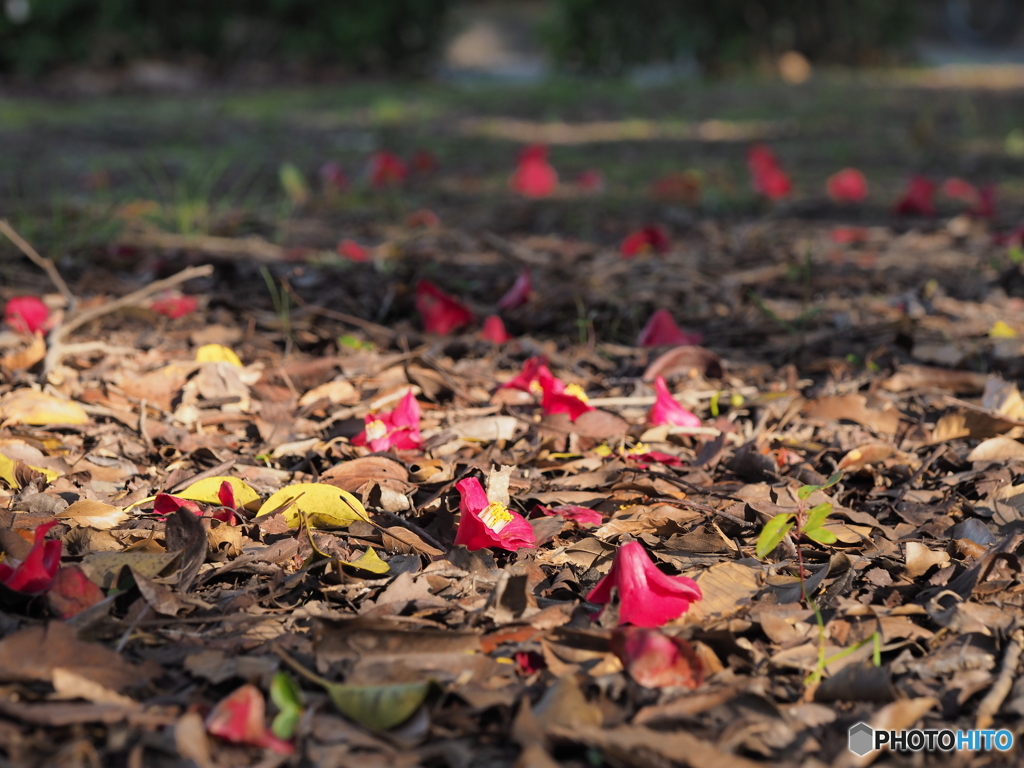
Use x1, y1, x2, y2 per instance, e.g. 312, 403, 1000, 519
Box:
3, 296, 49, 334
480, 315, 512, 344
497, 269, 531, 310
648, 376, 702, 428
368, 150, 407, 188
415, 280, 474, 335
206, 684, 293, 754
637, 309, 702, 347
0, 520, 61, 595
611, 627, 704, 689
151, 293, 198, 319
48, 565, 105, 619
338, 239, 370, 262
510, 145, 558, 198
894, 175, 935, 216
826, 168, 868, 203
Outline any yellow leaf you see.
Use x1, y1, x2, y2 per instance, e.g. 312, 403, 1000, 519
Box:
57, 500, 128, 530
0, 454, 17, 489
339, 546, 390, 574
256, 483, 368, 529
177, 476, 261, 511
195, 344, 242, 367
0, 389, 89, 427
990, 320, 1017, 339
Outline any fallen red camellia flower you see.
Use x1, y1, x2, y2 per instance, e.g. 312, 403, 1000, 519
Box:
454, 477, 535, 551
611, 626, 704, 689
352, 389, 422, 452
942, 178, 996, 218
206, 684, 294, 754
368, 150, 407, 188
415, 280, 474, 335
154, 490, 235, 524
497, 269, 531, 310
480, 315, 512, 344
500, 356, 593, 421
510, 145, 558, 198
587, 540, 702, 627
620, 226, 670, 258
747, 144, 791, 200
637, 309, 703, 347
576, 169, 604, 193
319, 161, 348, 193
337, 239, 370, 262
47, 565, 105, 619
3, 296, 49, 335
648, 377, 701, 428
894, 175, 935, 216
501, 356, 557, 395
826, 168, 868, 203
151, 293, 198, 319
0, 520, 61, 595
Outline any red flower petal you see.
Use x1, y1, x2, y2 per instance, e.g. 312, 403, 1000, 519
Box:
510, 146, 558, 198
352, 390, 422, 452
747, 145, 791, 200
415, 280, 474, 335
368, 151, 407, 188
0, 520, 61, 594
637, 309, 702, 347
587, 541, 701, 627
206, 684, 294, 754
151, 293, 197, 319
611, 627, 703, 689
620, 226, 670, 258
338, 239, 370, 262
453, 477, 535, 552
3, 296, 49, 334
154, 493, 203, 518
536, 504, 603, 527
48, 565, 105, 619
497, 269, 531, 310
826, 168, 868, 203
541, 388, 594, 421
894, 175, 935, 216
480, 315, 512, 344
648, 376, 701, 428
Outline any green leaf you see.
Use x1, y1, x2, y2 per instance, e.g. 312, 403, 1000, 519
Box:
756, 513, 794, 559
805, 526, 838, 545
797, 470, 843, 500
270, 672, 303, 740
326, 681, 431, 731
803, 502, 832, 533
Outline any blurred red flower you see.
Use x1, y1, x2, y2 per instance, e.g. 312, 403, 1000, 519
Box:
648, 376, 701, 428
480, 315, 512, 344
637, 309, 702, 347
351, 390, 422, 452
497, 269, 531, 310
368, 150, 407, 188
826, 168, 868, 203
510, 145, 558, 198
415, 280, 474, 335
0, 520, 61, 595
621, 225, 670, 258
3, 296, 49, 334
206, 685, 294, 754
747, 144, 791, 200
894, 175, 935, 216
151, 293, 197, 319
338, 239, 370, 262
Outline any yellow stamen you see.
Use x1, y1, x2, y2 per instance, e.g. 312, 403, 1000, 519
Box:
594, 443, 612, 457
529, 380, 544, 396
480, 501, 513, 533
625, 443, 650, 456
564, 383, 589, 402
365, 419, 388, 442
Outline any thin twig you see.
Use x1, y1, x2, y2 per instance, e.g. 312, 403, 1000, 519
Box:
648, 497, 753, 527
0, 219, 74, 305
622, 467, 745, 503
282, 282, 398, 340
976, 628, 1024, 731
44, 263, 214, 373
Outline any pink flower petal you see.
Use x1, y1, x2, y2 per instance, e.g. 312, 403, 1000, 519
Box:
497, 269, 531, 310
481, 315, 512, 344
637, 310, 702, 347
454, 477, 535, 552
648, 377, 701, 428
3, 296, 49, 334
415, 280, 474, 335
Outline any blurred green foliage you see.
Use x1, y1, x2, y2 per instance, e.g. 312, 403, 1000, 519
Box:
0, 0, 452, 76
544, 0, 918, 75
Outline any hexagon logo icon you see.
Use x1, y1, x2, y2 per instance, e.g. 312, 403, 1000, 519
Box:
849, 722, 874, 756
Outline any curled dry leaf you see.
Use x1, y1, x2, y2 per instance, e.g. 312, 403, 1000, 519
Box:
642, 346, 723, 382
56, 500, 128, 530
803, 394, 901, 435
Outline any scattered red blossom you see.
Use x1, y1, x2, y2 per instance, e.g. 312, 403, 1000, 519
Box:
454, 477, 535, 551
637, 309, 703, 347
337, 239, 370, 262
415, 280, 474, 335
535, 504, 603, 527
587, 540, 702, 627
3, 296, 49, 334
497, 269, 531, 310
206, 685, 294, 754
621, 226, 670, 258
510, 145, 558, 198
648, 376, 701, 428
480, 315, 512, 344
151, 293, 197, 319
942, 178, 996, 218
826, 168, 868, 203
0, 520, 61, 595
894, 175, 935, 216
747, 144, 791, 200
351, 389, 422, 452
500, 356, 593, 421
367, 150, 407, 188
611, 627, 703, 689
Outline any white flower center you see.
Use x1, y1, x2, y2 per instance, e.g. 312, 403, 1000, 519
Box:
480, 501, 512, 533
365, 419, 388, 441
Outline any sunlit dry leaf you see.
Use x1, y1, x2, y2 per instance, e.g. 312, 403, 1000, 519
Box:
0, 389, 89, 427
905, 542, 951, 579
967, 436, 1024, 462
56, 500, 127, 530
256, 483, 368, 529
836, 443, 896, 472
0, 332, 45, 371
803, 394, 901, 435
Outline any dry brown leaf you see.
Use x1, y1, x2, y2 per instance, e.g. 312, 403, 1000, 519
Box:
0, 389, 89, 427
298, 379, 360, 407
642, 346, 723, 382
836, 442, 896, 472
0, 332, 46, 371
881, 365, 989, 394
967, 436, 1024, 462
56, 500, 128, 530
905, 542, 951, 579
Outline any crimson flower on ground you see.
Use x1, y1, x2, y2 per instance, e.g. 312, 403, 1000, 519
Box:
453, 477, 535, 551
501, 356, 557, 395
368, 150, 407, 188
480, 315, 512, 344
534, 503, 603, 527
319, 161, 348, 193
509, 145, 558, 198
621, 226, 670, 258
154, 491, 235, 524
747, 144, 791, 200
415, 280, 474, 335
206, 684, 294, 754
637, 309, 703, 347
351, 389, 422, 452
894, 175, 935, 216
587, 541, 702, 627
500, 357, 593, 420
576, 169, 604, 193
337, 239, 370, 262
826, 168, 868, 203
3, 296, 49, 335
942, 178, 996, 218
0, 520, 61, 594
151, 293, 198, 319
649, 376, 701, 428
48, 565, 105, 619
611, 627, 703, 689
497, 269, 531, 310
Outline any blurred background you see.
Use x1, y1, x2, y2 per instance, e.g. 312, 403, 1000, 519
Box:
3, 0, 1024, 289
